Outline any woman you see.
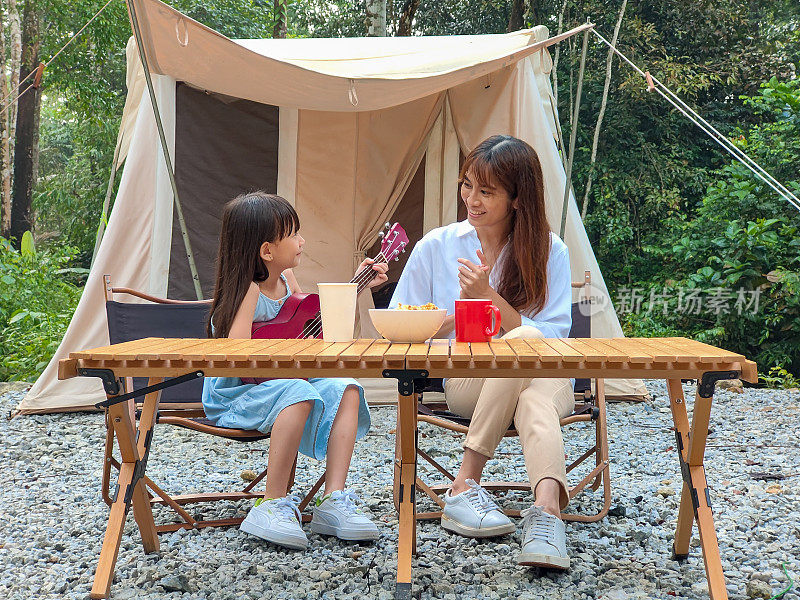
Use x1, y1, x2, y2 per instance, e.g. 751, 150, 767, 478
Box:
390, 135, 574, 570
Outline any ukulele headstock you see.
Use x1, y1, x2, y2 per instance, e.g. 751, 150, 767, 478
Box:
377, 222, 408, 262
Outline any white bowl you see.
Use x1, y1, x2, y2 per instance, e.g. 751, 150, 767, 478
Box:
369, 308, 447, 343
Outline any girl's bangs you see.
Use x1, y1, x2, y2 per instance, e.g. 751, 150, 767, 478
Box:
273, 202, 301, 239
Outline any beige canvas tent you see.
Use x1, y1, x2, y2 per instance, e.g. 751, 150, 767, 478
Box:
18, 0, 647, 414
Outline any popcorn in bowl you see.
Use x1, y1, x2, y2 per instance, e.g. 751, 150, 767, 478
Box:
397, 303, 440, 311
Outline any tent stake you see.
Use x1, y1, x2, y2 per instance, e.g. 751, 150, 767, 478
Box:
126, 0, 204, 300
559, 27, 589, 241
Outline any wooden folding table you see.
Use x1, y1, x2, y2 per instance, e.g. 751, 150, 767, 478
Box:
59, 336, 757, 600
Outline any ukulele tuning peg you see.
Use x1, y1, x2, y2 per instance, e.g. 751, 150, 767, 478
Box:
378, 231, 385, 239
394, 256, 400, 262
385, 222, 391, 229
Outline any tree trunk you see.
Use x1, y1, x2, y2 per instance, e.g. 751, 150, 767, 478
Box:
581, 0, 627, 219
507, 0, 524, 32
397, 0, 419, 36
366, 0, 387, 36
10, 0, 40, 247
0, 2, 11, 237
551, 0, 569, 111
8, 0, 21, 148
2, 0, 21, 237
272, 0, 287, 39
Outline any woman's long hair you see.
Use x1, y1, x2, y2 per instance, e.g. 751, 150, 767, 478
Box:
207, 192, 300, 338
459, 135, 551, 315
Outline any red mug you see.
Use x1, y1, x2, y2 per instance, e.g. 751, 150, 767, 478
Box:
455, 299, 502, 342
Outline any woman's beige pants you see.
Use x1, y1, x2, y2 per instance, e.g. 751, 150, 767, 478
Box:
444, 325, 575, 509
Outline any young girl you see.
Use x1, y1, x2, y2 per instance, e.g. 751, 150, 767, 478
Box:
203, 192, 388, 550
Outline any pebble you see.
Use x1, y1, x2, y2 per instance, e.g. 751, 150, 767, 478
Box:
746, 578, 773, 599
1, 380, 799, 599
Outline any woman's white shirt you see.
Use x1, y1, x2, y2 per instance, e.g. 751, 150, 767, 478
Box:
389, 220, 572, 339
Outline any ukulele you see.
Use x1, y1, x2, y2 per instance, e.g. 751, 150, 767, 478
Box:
250, 222, 409, 340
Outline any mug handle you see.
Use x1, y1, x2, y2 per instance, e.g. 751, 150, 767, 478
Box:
484, 305, 502, 337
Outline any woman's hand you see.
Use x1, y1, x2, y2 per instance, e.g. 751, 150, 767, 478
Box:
357, 258, 389, 289
457, 249, 492, 298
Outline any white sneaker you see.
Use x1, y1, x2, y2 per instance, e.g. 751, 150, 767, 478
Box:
311, 489, 379, 541
239, 495, 308, 550
441, 479, 515, 538
310, 489, 379, 541
517, 505, 570, 570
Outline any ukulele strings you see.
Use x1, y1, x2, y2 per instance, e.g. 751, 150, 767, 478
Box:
302, 251, 388, 339
302, 251, 389, 339
301, 263, 381, 339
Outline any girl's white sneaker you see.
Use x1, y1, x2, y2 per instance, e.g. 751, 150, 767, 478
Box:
240, 495, 308, 550
310, 489, 379, 541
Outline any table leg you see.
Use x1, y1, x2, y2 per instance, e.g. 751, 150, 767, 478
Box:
395, 390, 418, 600
91, 379, 162, 599
666, 378, 728, 600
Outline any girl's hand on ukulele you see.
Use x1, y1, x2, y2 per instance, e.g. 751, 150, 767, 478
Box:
457, 249, 492, 298
357, 258, 389, 289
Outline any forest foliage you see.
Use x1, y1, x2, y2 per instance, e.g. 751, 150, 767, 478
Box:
0, 0, 798, 383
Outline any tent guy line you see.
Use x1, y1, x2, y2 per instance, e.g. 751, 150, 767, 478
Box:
0, 0, 117, 119
592, 28, 800, 215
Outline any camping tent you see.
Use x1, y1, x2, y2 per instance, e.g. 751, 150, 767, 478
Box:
18, 0, 648, 414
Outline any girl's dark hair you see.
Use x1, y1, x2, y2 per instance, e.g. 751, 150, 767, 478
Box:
207, 192, 299, 338
459, 135, 551, 315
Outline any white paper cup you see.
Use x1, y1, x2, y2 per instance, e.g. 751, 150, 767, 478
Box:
317, 283, 357, 342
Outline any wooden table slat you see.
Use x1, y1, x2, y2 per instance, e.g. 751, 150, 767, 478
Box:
152, 339, 214, 360
295, 339, 333, 361
270, 338, 320, 361
559, 338, 604, 362
469, 342, 494, 362
541, 338, 584, 362
426, 339, 451, 362
338, 339, 377, 361
202, 339, 268, 361
450, 342, 472, 363
488, 340, 517, 362
89, 337, 171, 360
667, 337, 745, 361
634, 338, 682, 362
405, 342, 431, 362
316, 341, 358, 361
361, 340, 392, 362
384, 343, 411, 361
506, 338, 544, 363
221, 338, 285, 361
79, 338, 158, 360
600, 338, 653, 363
576, 338, 628, 362
136, 338, 206, 360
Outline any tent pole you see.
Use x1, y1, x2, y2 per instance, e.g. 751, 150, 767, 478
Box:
549, 96, 568, 170
559, 27, 589, 241
126, 0, 204, 300
91, 139, 121, 268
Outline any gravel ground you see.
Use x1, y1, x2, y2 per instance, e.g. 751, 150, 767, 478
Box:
1, 380, 799, 600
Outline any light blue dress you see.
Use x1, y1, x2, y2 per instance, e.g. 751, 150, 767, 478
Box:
202, 275, 370, 460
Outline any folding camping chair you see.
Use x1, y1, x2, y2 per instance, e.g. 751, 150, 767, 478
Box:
411, 271, 611, 523
100, 275, 325, 531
